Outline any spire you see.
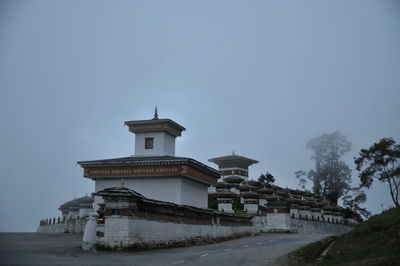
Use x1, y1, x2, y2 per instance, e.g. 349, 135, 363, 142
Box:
153, 106, 158, 119
232, 149, 235, 155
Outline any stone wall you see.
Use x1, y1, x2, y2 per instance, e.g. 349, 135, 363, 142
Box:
37, 217, 88, 234
290, 218, 353, 234
251, 215, 354, 234
36, 223, 65, 233
98, 215, 253, 249
95, 186, 253, 249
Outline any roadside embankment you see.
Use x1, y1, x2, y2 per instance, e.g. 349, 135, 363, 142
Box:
272, 206, 400, 266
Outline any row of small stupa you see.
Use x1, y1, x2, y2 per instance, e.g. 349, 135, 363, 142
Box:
208, 153, 361, 224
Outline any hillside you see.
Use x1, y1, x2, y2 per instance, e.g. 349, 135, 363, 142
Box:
274, 206, 400, 265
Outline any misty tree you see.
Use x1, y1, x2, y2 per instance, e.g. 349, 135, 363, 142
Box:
342, 188, 371, 219
295, 131, 352, 204
354, 137, 400, 207
258, 172, 275, 186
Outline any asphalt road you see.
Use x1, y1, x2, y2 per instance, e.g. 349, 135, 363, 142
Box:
0, 233, 329, 266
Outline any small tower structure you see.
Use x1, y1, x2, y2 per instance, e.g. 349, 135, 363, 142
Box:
125, 106, 185, 156
215, 189, 236, 214
208, 152, 258, 183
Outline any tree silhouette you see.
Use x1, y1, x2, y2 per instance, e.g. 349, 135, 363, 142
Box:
354, 137, 400, 207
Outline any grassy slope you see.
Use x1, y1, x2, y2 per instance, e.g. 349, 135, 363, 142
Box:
274, 207, 400, 266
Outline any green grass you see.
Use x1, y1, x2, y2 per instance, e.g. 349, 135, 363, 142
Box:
319, 206, 400, 265
280, 207, 400, 266
277, 236, 338, 265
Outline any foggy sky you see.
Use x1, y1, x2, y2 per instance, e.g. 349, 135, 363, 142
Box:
1, 0, 399, 232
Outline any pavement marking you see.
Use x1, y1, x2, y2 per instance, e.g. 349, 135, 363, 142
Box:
173, 261, 185, 264
243, 245, 249, 248
279, 237, 284, 239
224, 249, 232, 252
200, 253, 209, 257
257, 242, 262, 245
268, 239, 273, 242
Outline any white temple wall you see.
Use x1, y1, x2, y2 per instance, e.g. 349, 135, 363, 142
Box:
266, 213, 291, 232
180, 178, 208, 208
68, 210, 79, 219
311, 211, 321, 221
244, 203, 258, 214
99, 216, 253, 249
218, 202, 233, 213
134, 132, 175, 156
290, 208, 299, 219
163, 133, 176, 156
324, 214, 335, 223
95, 177, 208, 208
299, 210, 311, 220
94, 177, 182, 206
79, 208, 92, 218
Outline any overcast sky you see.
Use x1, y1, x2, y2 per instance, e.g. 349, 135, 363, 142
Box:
1, 0, 399, 232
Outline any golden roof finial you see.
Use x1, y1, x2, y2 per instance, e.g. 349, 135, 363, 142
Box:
119, 178, 125, 188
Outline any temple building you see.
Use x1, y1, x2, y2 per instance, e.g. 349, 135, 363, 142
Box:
208, 152, 258, 194
77, 108, 220, 209
209, 152, 258, 183
37, 109, 360, 241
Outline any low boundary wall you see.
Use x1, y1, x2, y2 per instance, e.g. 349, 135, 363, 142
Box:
95, 186, 253, 249
99, 215, 253, 249
290, 219, 353, 234
37, 217, 88, 234
37, 223, 65, 233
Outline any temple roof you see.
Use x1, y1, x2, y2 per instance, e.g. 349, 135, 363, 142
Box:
59, 195, 93, 212
124, 118, 185, 137
223, 175, 244, 184
213, 190, 238, 198
96, 186, 246, 217
77, 155, 220, 178
266, 198, 287, 207
215, 182, 234, 189
208, 154, 258, 169
256, 187, 274, 195
241, 190, 261, 199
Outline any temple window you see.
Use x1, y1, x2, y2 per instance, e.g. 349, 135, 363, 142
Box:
145, 138, 154, 149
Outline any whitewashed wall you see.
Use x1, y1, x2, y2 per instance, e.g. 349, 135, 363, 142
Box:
134, 132, 175, 156
99, 216, 253, 249
94, 177, 208, 208
290, 219, 353, 234
266, 213, 291, 232
37, 223, 65, 233
94, 177, 182, 205
180, 178, 208, 208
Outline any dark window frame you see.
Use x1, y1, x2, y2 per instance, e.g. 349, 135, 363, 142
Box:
145, 137, 154, 149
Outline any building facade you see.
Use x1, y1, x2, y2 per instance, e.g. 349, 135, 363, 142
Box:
77, 108, 220, 209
